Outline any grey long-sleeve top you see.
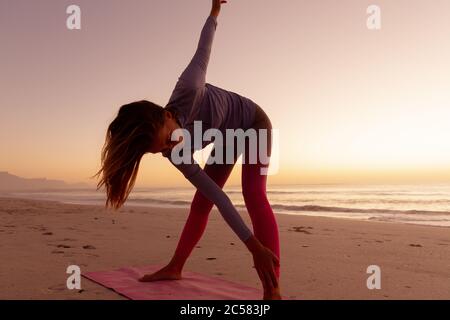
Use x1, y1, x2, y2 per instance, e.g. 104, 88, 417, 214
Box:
163, 15, 258, 243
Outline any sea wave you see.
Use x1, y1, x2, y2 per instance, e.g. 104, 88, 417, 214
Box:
126, 197, 450, 216
270, 204, 450, 216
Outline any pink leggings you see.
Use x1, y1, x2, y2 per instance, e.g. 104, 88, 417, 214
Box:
170, 106, 280, 280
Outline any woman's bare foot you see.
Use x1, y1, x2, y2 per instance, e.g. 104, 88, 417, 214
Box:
138, 265, 182, 282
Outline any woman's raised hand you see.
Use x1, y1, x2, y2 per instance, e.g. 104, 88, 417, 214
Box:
211, 0, 227, 18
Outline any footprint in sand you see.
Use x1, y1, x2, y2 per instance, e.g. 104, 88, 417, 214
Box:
42, 232, 53, 236
57, 244, 71, 249
289, 226, 313, 234
48, 284, 66, 291
409, 244, 422, 248
51, 250, 65, 254
66, 227, 78, 231
82, 245, 96, 250
84, 253, 99, 258
206, 257, 217, 260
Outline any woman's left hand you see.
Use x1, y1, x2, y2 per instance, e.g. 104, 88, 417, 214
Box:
211, 0, 227, 18
251, 244, 280, 291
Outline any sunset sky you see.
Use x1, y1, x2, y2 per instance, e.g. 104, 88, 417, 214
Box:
1, 0, 450, 187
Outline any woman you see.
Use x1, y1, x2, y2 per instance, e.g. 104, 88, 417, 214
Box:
94, 0, 281, 300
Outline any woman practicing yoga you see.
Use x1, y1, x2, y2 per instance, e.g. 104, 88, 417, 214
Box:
94, 0, 281, 300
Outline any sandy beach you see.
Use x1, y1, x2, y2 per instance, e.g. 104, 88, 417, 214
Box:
0, 196, 449, 300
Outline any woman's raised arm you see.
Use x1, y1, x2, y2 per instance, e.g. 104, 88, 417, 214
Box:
177, 1, 227, 89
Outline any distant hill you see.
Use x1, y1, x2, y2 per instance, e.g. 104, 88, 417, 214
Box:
0, 171, 92, 192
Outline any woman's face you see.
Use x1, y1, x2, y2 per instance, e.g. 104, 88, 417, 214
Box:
148, 111, 182, 154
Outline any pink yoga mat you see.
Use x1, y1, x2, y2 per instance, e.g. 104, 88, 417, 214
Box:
83, 264, 263, 300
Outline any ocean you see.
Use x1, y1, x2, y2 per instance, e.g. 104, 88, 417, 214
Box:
3, 184, 450, 227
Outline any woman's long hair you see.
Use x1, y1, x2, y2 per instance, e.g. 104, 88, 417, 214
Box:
92, 100, 172, 210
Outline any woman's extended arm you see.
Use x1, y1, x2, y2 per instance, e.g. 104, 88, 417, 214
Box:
164, 149, 253, 242
178, 1, 226, 89
178, 15, 216, 90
